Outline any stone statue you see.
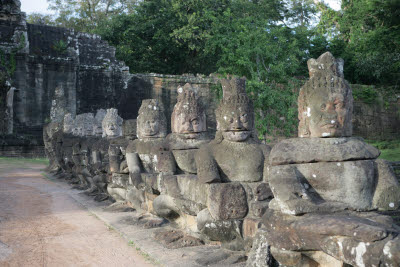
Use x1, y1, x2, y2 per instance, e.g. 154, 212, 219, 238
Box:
261, 52, 400, 267
50, 85, 67, 123
152, 84, 212, 230
195, 77, 270, 183
189, 77, 271, 249
73, 113, 95, 137
43, 122, 63, 173
118, 99, 173, 210
102, 108, 123, 138
166, 83, 210, 174
93, 109, 107, 137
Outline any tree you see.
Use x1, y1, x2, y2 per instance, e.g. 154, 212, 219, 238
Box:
318, 0, 400, 85
27, 13, 56, 26
47, 0, 138, 32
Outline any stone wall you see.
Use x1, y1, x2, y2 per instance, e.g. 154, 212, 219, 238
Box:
0, 4, 220, 149
352, 87, 400, 140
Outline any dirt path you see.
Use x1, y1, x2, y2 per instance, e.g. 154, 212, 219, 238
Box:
0, 160, 154, 267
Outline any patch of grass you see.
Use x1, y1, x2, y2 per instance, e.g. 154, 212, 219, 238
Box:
365, 139, 400, 161
0, 157, 49, 165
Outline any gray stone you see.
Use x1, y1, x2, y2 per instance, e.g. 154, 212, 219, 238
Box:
246, 228, 272, 267
207, 182, 248, 220
63, 113, 75, 134
153, 229, 203, 249
262, 209, 400, 267
197, 208, 243, 243
269, 137, 380, 166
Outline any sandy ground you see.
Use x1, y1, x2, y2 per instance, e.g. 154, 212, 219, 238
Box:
0, 160, 153, 267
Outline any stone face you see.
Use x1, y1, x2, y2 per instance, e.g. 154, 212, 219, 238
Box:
136, 99, 167, 140
171, 83, 207, 137
216, 77, 254, 142
207, 183, 248, 220
93, 109, 106, 137
102, 108, 123, 138
74, 113, 95, 137
298, 52, 352, 138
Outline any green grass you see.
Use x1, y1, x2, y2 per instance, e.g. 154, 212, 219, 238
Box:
0, 157, 49, 165
365, 139, 400, 161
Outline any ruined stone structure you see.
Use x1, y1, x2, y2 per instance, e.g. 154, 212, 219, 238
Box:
44, 54, 400, 266
0, 2, 219, 157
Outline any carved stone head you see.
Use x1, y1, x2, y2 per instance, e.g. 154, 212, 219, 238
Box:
74, 113, 95, 137
298, 52, 353, 138
137, 99, 167, 139
93, 109, 107, 137
171, 83, 206, 139
216, 77, 254, 142
63, 113, 75, 134
123, 119, 137, 140
102, 108, 123, 138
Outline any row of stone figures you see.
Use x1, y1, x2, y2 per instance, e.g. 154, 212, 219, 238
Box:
43, 52, 400, 267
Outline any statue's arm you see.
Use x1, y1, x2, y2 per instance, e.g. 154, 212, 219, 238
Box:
156, 150, 176, 175
372, 159, 400, 210
195, 145, 220, 183
126, 151, 142, 187
267, 164, 347, 215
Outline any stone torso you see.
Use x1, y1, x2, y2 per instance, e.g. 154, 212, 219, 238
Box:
128, 138, 165, 173
213, 139, 266, 182
267, 137, 380, 210
167, 133, 210, 174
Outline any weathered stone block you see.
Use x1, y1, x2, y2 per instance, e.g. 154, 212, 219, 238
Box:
176, 174, 208, 205
207, 182, 248, 220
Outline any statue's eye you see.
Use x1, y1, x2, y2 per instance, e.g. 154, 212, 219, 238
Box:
229, 118, 234, 123
320, 104, 326, 111
240, 114, 248, 122
192, 119, 199, 125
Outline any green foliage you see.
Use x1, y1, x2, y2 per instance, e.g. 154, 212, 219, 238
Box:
366, 140, 400, 162
0, 157, 50, 165
352, 85, 378, 104
52, 40, 68, 55
27, 12, 55, 25
46, 0, 138, 33
0, 33, 26, 79
318, 0, 400, 85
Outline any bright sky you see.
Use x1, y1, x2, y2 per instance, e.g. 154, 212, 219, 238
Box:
20, 0, 342, 15
20, 0, 54, 14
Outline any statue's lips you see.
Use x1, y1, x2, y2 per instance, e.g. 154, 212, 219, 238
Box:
322, 124, 338, 129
